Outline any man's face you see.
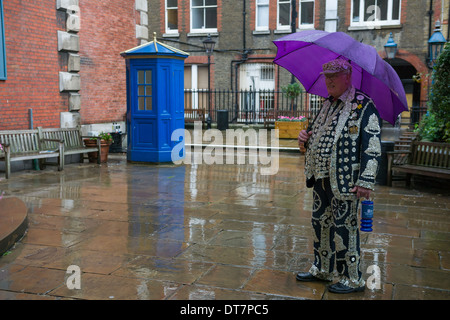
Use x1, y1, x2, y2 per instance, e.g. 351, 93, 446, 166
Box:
324, 72, 352, 99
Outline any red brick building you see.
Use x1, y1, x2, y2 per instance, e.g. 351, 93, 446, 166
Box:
150, 0, 448, 125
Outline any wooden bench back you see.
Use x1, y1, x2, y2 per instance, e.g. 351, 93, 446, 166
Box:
39, 127, 83, 150
411, 141, 450, 169
0, 129, 40, 154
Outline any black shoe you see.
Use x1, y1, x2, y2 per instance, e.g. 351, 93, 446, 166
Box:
328, 282, 365, 294
296, 272, 331, 282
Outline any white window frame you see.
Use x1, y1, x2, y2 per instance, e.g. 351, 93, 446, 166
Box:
256, 0, 270, 31
190, 0, 218, 34
165, 0, 179, 34
350, 0, 401, 28
277, 0, 291, 31
299, 0, 315, 29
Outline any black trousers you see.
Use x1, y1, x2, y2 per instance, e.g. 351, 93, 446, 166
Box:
309, 178, 364, 287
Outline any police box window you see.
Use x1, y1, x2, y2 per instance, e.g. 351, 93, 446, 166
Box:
137, 70, 153, 111
191, 0, 217, 32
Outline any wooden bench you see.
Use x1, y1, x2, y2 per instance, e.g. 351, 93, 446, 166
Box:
387, 132, 418, 167
263, 109, 308, 128
38, 127, 101, 166
0, 129, 64, 179
184, 108, 206, 124
387, 140, 450, 186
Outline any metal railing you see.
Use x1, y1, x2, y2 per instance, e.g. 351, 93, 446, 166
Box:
184, 89, 430, 127
410, 101, 428, 125
184, 88, 321, 124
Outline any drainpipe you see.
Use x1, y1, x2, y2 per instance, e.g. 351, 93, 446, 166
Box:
290, 0, 297, 84
243, 0, 246, 53
291, 0, 297, 34
448, 2, 450, 41
231, 0, 249, 122
231, 58, 247, 122
29, 108, 40, 171
428, 0, 434, 60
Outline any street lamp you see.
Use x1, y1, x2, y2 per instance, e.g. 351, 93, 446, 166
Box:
427, 20, 447, 69
203, 34, 215, 129
384, 32, 398, 60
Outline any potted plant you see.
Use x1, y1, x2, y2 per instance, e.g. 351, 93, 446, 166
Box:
275, 115, 308, 139
83, 132, 114, 163
281, 82, 302, 111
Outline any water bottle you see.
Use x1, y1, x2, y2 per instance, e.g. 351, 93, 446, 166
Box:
360, 200, 373, 232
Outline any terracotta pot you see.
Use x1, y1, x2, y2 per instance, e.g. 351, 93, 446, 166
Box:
83, 139, 111, 163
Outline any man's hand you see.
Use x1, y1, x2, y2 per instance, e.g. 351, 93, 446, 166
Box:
298, 130, 312, 149
350, 186, 372, 199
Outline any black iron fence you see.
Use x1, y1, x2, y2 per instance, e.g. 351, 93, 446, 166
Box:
184, 89, 430, 127
184, 88, 322, 124
410, 100, 429, 126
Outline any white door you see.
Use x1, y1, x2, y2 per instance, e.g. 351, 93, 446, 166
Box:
239, 63, 275, 122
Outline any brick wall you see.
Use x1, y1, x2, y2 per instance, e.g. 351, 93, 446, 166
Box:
0, 0, 139, 130
0, 0, 67, 130
78, 0, 137, 125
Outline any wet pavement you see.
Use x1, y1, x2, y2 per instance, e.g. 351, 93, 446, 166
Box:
0, 136, 449, 300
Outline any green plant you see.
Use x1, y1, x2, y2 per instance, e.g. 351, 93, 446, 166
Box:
416, 42, 450, 142
281, 82, 302, 111
415, 112, 446, 142
91, 132, 113, 143
429, 43, 450, 122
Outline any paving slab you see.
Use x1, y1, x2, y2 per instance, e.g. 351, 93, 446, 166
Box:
0, 150, 449, 301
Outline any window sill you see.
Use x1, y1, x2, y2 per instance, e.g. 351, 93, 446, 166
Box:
253, 30, 271, 35
274, 29, 292, 34
187, 32, 219, 37
296, 26, 315, 31
348, 24, 402, 31
163, 33, 180, 38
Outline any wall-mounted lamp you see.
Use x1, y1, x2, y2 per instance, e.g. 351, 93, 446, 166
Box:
427, 20, 447, 69
384, 32, 398, 60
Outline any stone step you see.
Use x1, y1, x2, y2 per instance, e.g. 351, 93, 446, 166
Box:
0, 197, 28, 256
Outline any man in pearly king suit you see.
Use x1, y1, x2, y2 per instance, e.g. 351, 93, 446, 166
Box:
296, 58, 382, 294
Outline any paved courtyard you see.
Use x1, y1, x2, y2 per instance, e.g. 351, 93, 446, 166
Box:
0, 147, 449, 300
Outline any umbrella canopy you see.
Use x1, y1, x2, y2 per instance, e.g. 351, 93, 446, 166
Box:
273, 30, 408, 124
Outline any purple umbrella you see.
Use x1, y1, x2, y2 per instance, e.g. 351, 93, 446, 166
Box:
273, 30, 408, 124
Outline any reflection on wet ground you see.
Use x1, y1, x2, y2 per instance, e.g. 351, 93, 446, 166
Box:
0, 151, 449, 300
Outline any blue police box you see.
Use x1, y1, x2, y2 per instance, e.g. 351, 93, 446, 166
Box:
121, 34, 188, 163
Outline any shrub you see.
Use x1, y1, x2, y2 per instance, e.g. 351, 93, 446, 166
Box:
416, 42, 450, 142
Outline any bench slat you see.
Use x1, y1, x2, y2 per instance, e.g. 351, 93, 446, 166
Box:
0, 128, 63, 179
389, 139, 450, 186
2, 125, 113, 179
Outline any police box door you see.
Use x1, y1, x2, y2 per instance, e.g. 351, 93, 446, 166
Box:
128, 67, 158, 161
